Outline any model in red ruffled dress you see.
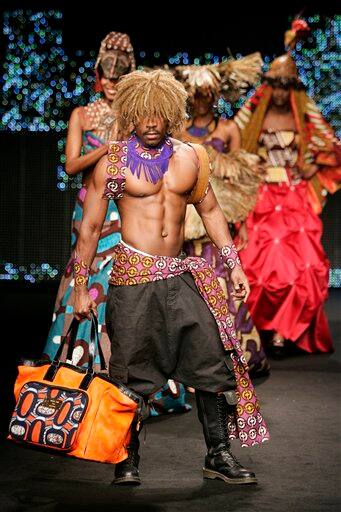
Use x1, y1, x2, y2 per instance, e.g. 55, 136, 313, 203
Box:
235, 47, 341, 356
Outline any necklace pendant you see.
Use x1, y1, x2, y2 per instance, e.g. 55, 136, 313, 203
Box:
127, 135, 174, 185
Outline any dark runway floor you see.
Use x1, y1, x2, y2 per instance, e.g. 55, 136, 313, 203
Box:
0, 286, 340, 512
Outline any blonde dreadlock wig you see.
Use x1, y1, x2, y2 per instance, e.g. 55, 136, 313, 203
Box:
114, 70, 188, 134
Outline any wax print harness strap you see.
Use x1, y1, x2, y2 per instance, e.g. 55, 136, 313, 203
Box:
103, 140, 211, 204
103, 140, 128, 200
110, 242, 270, 447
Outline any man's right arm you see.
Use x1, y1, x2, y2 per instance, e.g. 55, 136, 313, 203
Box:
73, 155, 109, 320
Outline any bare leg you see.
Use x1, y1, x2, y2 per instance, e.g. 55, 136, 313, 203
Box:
270, 332, 286, 359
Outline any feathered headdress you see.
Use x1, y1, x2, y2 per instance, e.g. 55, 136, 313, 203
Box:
175, 52, 263, 103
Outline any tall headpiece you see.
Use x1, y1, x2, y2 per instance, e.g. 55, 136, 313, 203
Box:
95, 31, 135, 83
263, 19, 310, 88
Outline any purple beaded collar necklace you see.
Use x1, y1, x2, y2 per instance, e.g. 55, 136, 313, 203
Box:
126, 134, 173, 184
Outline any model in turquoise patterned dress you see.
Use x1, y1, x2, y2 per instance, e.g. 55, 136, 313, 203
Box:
43, 127, 121, 367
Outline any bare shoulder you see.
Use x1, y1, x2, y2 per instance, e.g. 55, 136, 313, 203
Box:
171, 137, 199, 165
72, 106, 83, 117
69, 106, 83, 125
171, 137, 193, 152
217, 118, 238, 133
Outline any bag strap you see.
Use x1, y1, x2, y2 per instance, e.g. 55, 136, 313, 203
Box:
52, 318, 79, 364
89, 313, 107, 371
65, 313, 106, 371
44, 313, 106, 382
186, 143, 211, 204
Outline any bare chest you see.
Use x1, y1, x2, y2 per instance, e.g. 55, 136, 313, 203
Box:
125, 156, 197, 199
262, 111, 296, 132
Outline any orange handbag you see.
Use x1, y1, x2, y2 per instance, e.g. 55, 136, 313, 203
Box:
8, 314, 142, 464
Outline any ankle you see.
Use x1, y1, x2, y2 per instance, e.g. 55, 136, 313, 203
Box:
271, 332, 285, 347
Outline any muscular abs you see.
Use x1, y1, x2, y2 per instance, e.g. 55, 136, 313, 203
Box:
119, 140, 199, 256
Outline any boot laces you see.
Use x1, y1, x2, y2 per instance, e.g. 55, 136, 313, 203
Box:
216, 395, 242, 468
126, 446, 139, 466
122, 435, 139, 468
217, 395, 230, 442
220, 448, 243, 468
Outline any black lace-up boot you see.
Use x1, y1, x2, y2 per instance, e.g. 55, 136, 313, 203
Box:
111, 424, 141, 486
195, 390, 257, 485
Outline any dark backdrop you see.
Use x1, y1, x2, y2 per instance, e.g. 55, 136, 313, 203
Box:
0, 1, 338, 58
0, 1, 340, 285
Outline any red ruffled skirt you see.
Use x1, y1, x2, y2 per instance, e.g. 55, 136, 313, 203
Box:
240, 179, 333, 353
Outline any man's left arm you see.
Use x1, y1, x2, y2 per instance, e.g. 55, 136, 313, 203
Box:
195, 186, 250, 300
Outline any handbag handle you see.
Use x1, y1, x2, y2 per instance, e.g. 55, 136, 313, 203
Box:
87, 313, 107, 372
52, 317, 79, 364
65, 313, 106, 371
44, 313, 106, 382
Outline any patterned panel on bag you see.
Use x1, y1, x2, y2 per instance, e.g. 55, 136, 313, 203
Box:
9, 381, 88, 450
